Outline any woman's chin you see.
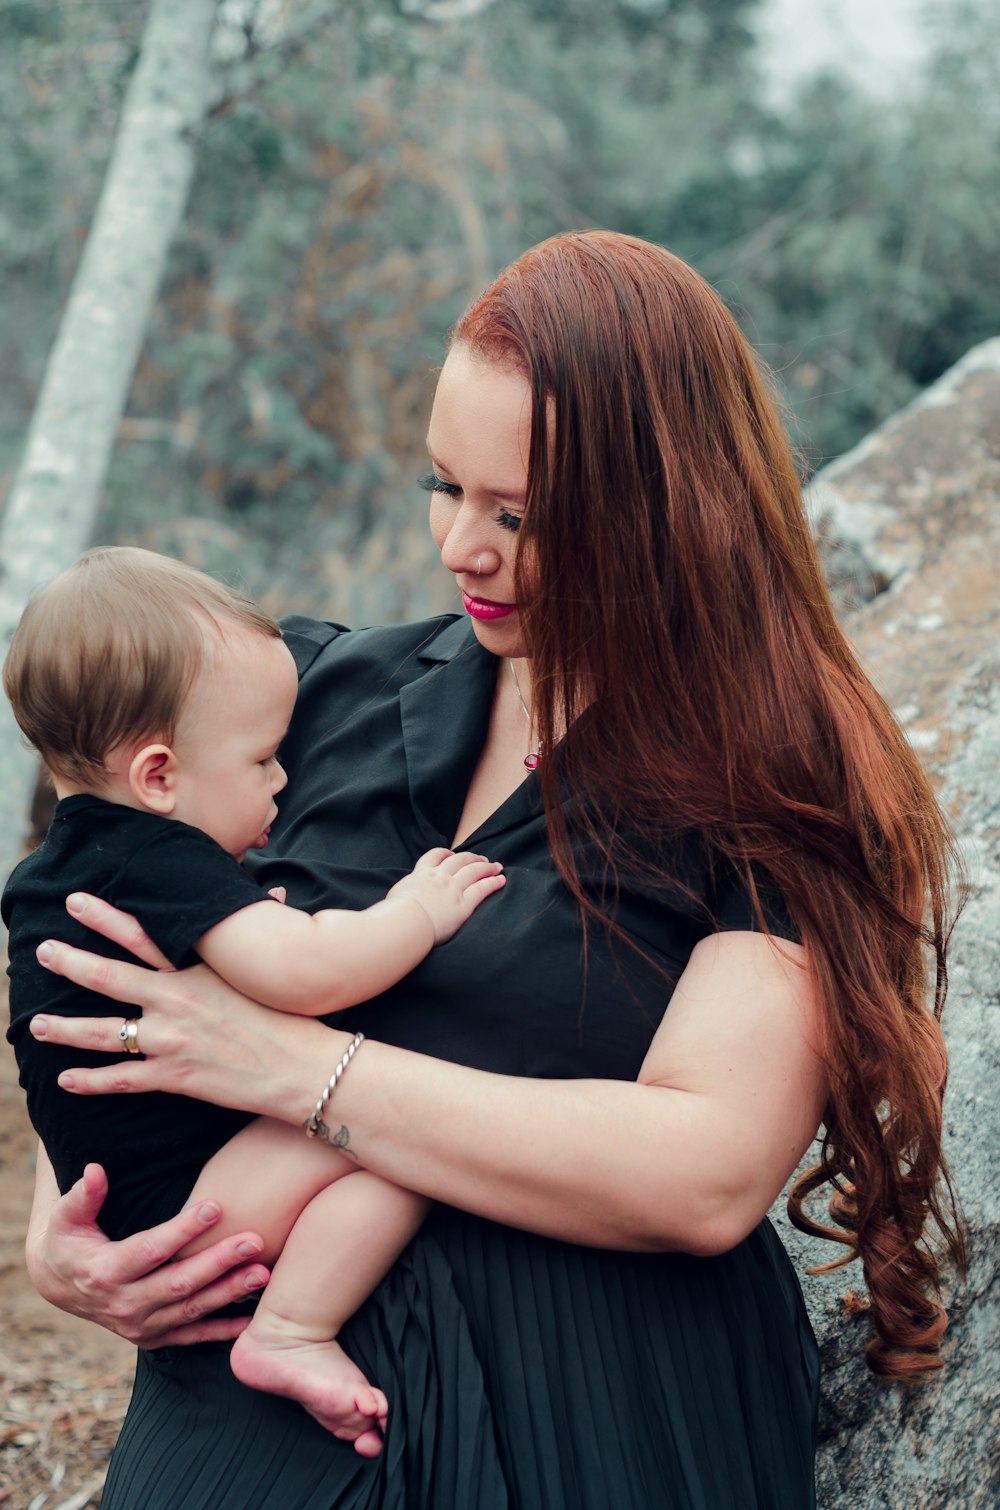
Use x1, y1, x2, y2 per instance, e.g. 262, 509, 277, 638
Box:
466, 614, 529, 660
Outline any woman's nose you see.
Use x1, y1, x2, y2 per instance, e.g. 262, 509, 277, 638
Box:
438, 510, 500, 579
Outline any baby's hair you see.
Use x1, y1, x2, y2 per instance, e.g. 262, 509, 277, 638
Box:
3, 546, 281, 784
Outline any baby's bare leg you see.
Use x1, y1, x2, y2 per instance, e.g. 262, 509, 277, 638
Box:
183, 1118, 427, 1452
183, 1116, 352, 1264
230, 1175, 428, 1455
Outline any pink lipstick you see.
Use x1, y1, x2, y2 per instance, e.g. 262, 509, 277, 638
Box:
462, 591, 517, 622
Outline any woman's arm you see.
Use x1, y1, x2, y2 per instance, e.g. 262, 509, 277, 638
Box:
31, 900, 826, 1257
26, 1147, 272, 1345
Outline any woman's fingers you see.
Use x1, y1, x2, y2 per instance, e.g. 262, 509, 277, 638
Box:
54, 1158, 111, 1230
106, 1200, 259, 1284
32, 1002, 145, 1054
87, 1193, 271, 1341
31, 949, 179, 1092
144, 1311, 255, 1349
36, 938, 168, 1009
34, 1165, 270, 1346
66, 893, 174, 970
31, 949, 331, 1113
32, 916, 337, 1117
116, 1235, 271, 1347
31, 1000, 161, 1093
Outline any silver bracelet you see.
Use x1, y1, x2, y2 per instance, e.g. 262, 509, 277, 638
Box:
305, 1032, 365, 1138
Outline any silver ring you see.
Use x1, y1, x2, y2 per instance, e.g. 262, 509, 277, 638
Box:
476, 556, 482, 575
118, 1018, 141, 1055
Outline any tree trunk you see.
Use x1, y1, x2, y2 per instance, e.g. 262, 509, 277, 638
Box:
0, 0, 219, 890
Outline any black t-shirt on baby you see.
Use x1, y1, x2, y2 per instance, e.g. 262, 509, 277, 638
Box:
3, 796, 267, 1241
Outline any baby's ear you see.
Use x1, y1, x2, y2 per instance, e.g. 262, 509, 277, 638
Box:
128, 743, 177, 814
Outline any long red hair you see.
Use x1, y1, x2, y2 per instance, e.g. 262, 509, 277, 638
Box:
453, 230, 965, 1379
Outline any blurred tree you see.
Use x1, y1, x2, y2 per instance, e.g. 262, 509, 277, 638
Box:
0, 1, 145, 483
0, 0, 220, 873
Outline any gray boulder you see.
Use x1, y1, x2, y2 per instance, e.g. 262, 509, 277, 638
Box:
780, 339, 1000, 1507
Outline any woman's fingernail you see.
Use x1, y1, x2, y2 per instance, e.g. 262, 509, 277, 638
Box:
31, 1016, 49, 1038
236, 1239, 262, 1259
244, 1268, 268, 1291
58, 1072, 76, 1090
195, 1201, 221, 1224
36, 943, 53, 966
67, 893, 88, 915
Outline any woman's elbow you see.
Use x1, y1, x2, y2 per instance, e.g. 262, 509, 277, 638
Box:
639, 1184, 773, 1258
677, 1209, 762, 1258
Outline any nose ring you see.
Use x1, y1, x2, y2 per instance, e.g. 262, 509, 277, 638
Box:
476, 557, 482, 576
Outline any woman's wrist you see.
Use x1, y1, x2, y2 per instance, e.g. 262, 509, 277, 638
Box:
304, 1031, 367, 1141
247, 1013, 359, 1130
224, 1017, 351, 1129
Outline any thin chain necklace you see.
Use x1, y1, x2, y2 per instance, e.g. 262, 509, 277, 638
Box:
508, 659, 541, 770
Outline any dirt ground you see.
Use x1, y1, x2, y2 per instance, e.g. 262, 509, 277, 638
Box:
0, 1001, 134, 1509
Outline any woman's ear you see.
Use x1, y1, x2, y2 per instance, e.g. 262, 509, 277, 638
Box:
128, 744, 178, 815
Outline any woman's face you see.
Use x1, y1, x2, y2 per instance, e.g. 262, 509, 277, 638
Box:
425, 344, 532, 660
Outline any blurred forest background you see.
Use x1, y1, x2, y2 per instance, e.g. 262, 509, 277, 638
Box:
1, 0, 998, 625
2, 10, 998, 1503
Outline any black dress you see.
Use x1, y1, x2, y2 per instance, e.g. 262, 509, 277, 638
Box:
101, 615, 819, 1510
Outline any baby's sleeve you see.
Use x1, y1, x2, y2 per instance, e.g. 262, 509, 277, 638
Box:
109, 824, 269, 966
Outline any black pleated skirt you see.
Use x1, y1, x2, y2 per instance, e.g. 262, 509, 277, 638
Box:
101, 1210, 818, 1510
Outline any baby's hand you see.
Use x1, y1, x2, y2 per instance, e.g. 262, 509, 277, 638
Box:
388, 847, 505, 944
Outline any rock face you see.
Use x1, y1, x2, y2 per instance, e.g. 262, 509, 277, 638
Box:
780, 339, 1000, 1507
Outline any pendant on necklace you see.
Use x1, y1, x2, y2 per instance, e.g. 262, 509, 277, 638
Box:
509, 658, 542, 771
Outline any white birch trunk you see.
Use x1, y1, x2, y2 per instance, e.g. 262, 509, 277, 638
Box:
0, 0, 220, 890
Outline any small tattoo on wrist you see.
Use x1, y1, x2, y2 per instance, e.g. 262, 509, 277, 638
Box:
321, 1122, 357, 1159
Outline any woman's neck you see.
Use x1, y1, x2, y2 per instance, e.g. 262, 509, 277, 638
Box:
450, 658, 537, 847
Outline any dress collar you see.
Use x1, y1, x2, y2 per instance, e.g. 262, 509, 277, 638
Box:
400, 617, 542, 848
413, 614, 483, 665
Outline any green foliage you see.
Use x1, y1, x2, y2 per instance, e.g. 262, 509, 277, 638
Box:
3, 0, 999, 587
0, 2, 63, 44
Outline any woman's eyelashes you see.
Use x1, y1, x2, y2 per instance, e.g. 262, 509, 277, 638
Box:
418, 473, 522, 532
418, 470, 461, 498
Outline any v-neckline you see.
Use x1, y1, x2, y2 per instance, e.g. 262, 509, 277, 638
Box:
398, 619, 538, 850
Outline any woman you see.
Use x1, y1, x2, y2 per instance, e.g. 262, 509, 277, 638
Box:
24, 232, 963, 1509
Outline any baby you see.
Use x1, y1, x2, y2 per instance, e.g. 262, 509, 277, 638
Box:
3, 546, 505, 1455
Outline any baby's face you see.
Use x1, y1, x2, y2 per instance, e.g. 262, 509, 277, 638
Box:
169, 629, 298, 861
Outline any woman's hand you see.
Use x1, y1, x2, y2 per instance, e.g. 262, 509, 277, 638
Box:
27, 1157, 271, 1347
30, 893, 344, 1120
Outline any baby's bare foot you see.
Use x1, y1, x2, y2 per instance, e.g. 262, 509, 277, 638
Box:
231, 1329, 386, 1456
